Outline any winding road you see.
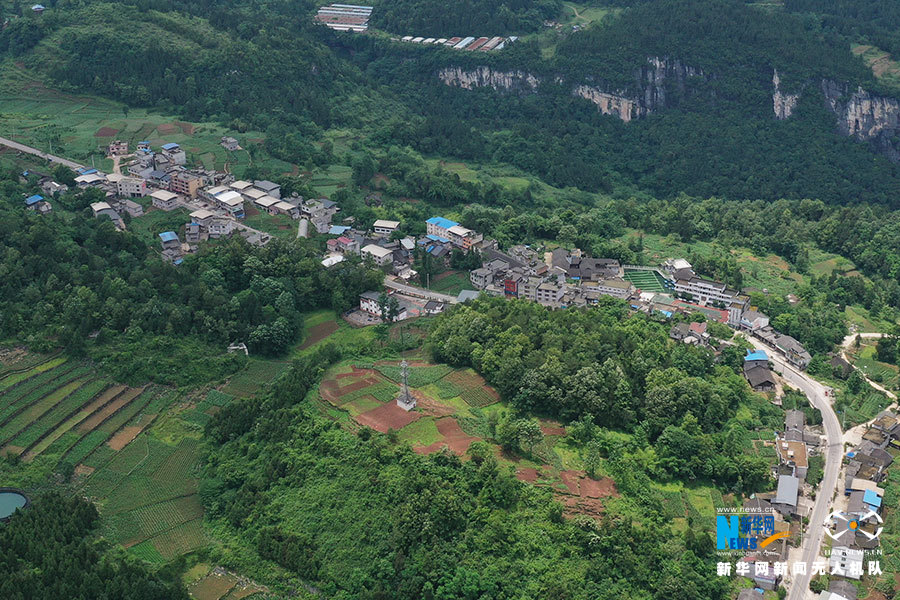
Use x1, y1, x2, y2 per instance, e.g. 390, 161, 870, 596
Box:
746, 336, 844, 600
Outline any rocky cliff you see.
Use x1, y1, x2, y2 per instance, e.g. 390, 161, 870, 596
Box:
772, 69, 799, 120
820, 80, 900, 161
438, 57, 704, 123
437, 66, 541, 92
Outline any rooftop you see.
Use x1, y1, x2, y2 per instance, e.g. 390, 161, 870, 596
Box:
159, 231, 179, 243
361, 244, 393, 258
161, 142, 180, 151
25, 194, 44, 205
774, 475, 799, 506
745, 350, 768, 362
427, 216, 459, 230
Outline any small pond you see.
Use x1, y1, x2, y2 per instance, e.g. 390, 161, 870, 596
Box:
0, 489, 28, 520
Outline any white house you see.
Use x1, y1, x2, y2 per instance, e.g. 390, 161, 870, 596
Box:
373, 219, 400, 236
361, 244, 393, 266
150, 189, 179, 211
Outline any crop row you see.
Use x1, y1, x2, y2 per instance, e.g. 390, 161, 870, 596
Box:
0, 352, 57, 378
13, 379, 108, 451
0, 357, 68, 393
0, 378, 89, 445
107, 495, 204, 543
0, 362, 80, 417
24, 380, 113, 459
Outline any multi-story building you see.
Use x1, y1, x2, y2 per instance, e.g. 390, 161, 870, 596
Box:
160, 142, 186, 165
536, 282, 564, 307
426, 216, 482, 249
170, 171, 202, 198
373, 219, 400, 236
150, 190, 179, 211
107, 140, 129, 156
116, 176, 146, 198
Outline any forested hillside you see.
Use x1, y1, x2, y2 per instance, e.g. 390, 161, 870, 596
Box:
203, 342, 734, 600
371, 0, 561, 35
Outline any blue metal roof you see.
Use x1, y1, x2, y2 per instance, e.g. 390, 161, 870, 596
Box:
426, 216, 458, 230
81, 168, 98, 175
161, 142, 180, 150
745, 350, 768, 362
863, 489, 882, 508
328, 225, 350, 235
25, 194, 44, 205
425, 234, 450, 243
173, 258, 183, 265
138, 141, 149, 144
158, 231, 178, 242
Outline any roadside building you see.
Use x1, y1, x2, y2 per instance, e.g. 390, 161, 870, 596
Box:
775, 334, 812, 369
90, 201, 121, 223
273, 201, 300, 219
828, 546, 864, 579
771, 474, 799, 516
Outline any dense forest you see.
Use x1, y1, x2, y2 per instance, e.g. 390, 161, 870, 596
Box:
0, 173, 383, 384
202, 343, 733, 600
0, 492, 188, 600
428, 296, 774, 491
370, 0, 561, 36
785, 0, 900, 58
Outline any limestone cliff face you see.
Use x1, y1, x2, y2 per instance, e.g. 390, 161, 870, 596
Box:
437, 66, 540, 92
573, 57, 704, 122
438, 57, 703, 122
772, 69, 799, 120
821, 80, 900, 161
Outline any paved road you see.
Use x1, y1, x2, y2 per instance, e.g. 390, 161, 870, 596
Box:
384, 278, 459, 304
746, 336, 843, 600
0, 136, 85, 170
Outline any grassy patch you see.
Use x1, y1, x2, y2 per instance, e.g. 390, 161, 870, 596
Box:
397, 417, 442, 446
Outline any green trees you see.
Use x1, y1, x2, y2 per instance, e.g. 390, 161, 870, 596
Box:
0, 492, 188, 599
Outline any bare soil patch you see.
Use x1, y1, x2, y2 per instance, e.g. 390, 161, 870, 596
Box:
540, 423, 566, 437
107, 425, 143, 451
157, 123, 178, 135
357, 402, 420, 433
191, 572, 237, 600
415, 394, 457, 417
559, 470, 581, 494
299, 320, 339, 350
94, 127, 119, 138
515, 467, 540, 483
579, 477, 617, 498
414, 418, 477, 455
243, 204, 260, 217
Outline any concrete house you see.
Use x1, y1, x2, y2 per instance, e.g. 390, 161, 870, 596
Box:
221, 136, 240, 151
170, 171, 202, 198
359, 291, 408, 321
373, 219, 401, 236
785, 409, 805, 442
160, 142, 186, 165
740, 310, 769, 331
775, 334, 811, 369
776, 439, 808, 479
829, 546, 864, 580
116, 176, 146, 198
361, 244, 393, 267
150, 189, 179, 211
107, 140, 129, 155
90, 201, 121, 224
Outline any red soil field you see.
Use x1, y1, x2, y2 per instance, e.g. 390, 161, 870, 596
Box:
515, 467, 540, 483
356, 402, 420, 433
540, 423, 566, 436
414, 418, 478, 455
94, 127, 119, 137
415, 395, 456, 417
107, 423, 149, 451
156, 123, 178, 134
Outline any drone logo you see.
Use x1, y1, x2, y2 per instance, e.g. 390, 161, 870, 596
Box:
824, 510, 883, 543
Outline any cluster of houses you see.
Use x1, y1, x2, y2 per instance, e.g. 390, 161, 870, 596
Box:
397, 35, 516, 51
731, 409, 823, 594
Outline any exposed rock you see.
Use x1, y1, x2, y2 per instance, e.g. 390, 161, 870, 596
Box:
437, 66, 540, 92
573, 57, 704, 122
436, 57, 704, 123
821, 79, 900, 161
772, 69, 799, 120
572, 85, 646, 122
